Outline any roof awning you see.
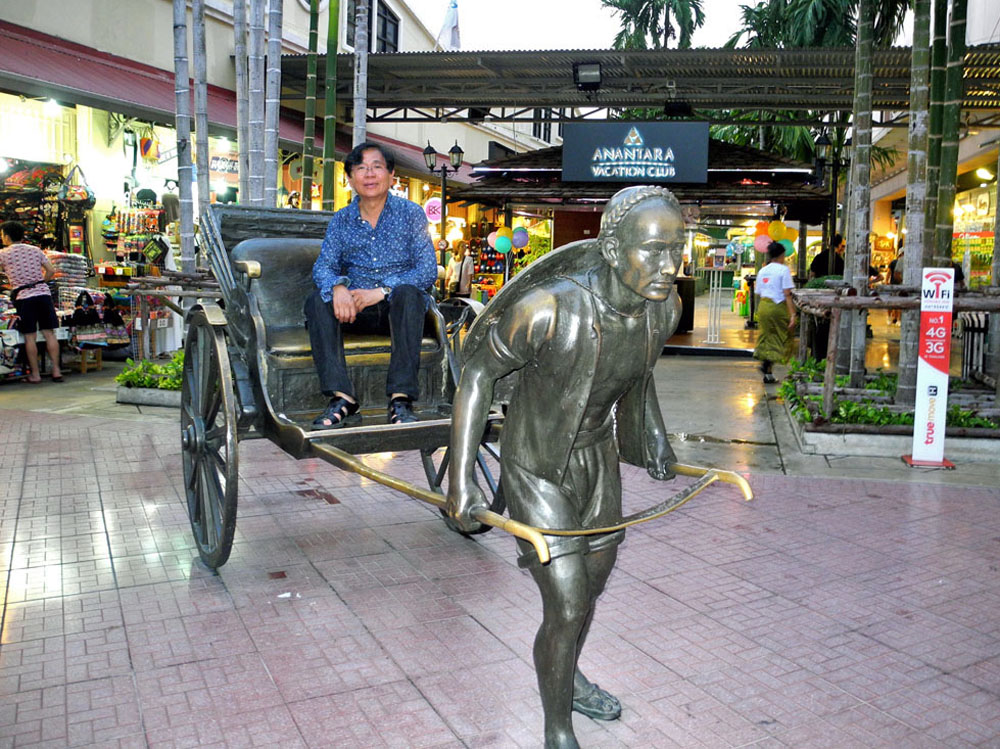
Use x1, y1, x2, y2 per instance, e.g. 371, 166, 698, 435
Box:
0, 20, 307, 149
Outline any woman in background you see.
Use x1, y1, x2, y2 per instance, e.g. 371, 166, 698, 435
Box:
754, 241, 797, 383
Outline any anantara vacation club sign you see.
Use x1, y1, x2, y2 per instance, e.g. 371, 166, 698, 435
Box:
561, 122, 709, 183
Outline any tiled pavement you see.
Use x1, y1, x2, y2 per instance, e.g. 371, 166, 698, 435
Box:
1, 406, 999, 748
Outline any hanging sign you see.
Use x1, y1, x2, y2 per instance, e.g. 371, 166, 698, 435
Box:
561, 122, 709, 183
424, 197, 442, 223
905, 267, 956, 468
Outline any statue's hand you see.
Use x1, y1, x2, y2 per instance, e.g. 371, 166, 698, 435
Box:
647, 440, 677, 481
446, 482, 489, 533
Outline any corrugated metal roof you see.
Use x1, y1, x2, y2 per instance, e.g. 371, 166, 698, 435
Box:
281, 45, 1000, 114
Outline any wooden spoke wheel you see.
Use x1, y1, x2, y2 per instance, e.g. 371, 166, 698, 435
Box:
421, 441, 505, 536
181, 311, 239, 569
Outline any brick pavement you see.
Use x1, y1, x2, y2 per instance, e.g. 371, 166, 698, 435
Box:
1, 408, 999, 747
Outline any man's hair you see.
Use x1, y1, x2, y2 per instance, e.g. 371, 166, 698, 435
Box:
599, 185, 682, 239
344, 142, 396, 176
832, 233, 844, 248
0, 221, 25, 243
767, 241, 785, 260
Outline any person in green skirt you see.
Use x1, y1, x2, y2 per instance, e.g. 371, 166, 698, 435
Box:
754, 240, 797, 383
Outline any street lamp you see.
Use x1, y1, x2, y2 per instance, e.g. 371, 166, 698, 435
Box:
814, 131, 848, 276
423, 140, 464, 290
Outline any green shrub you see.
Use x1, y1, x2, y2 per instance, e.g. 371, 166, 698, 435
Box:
115, 350, 184, 391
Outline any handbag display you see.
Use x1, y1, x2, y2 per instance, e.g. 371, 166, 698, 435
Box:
58, 165, 96, 209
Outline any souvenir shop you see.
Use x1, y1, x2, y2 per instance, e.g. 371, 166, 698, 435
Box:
0, 93, 185, 381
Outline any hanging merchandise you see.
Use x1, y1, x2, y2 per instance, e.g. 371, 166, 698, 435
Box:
139, 127, 160, 162
70, 291, 105, 345
57, 165, 96, 209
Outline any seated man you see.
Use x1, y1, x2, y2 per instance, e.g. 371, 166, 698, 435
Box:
304, 142, 437, 428
448, 186, 684, 748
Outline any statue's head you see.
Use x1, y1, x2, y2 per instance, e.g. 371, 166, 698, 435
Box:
598, 186, 685, 302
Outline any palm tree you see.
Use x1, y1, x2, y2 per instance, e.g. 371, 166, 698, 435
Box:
602, 0, 706, 49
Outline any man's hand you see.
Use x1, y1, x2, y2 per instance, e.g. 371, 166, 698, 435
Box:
446, 482, 489, 533
787, 313, 797, 331
350, 287, 385, 313
331, 285, 356, 323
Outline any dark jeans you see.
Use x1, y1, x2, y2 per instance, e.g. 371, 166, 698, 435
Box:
304, 285, 425, 402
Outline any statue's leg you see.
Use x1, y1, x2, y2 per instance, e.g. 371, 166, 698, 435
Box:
571, 545, 622, 721
528, 551, 592, 749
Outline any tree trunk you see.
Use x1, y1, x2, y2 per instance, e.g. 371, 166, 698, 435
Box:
896, 0, 932, 406
302, 0, 320, 207
233, 0, 250, 203
352, 0, 369, 146
264, 0, 283, 207
247, 0, 266, 205
322, 1, 340, 211
172, 0, 195, 274
932, 0, 967, 267
847, 0, 874, 388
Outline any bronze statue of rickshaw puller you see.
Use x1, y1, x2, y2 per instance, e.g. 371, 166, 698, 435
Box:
448, 185, 686, 749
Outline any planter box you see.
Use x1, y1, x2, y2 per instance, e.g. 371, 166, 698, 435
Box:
783, 399, 1000, 460
116, 386, 181, 408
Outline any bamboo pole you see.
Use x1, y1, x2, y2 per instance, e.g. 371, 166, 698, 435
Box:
247, 0, 266, 205
932, 0, 968, 267
264, 0, 283, 207
172, 0, 196, 274
192, 0, 210, 268
322, 1, 340, 211
897, 0, 932, 407
233, 0, 250, 202
302, 0, 320, 206
352, 0, 369, 146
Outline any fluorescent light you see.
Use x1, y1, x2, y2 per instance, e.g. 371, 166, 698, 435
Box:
975, 167, 993, 180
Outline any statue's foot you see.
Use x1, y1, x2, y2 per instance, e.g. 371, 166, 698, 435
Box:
572, 681, 622, 721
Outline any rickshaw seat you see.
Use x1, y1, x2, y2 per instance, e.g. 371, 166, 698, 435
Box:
230, 238, 438, 357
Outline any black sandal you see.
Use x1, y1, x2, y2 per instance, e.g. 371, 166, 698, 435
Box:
311, 396, 361, 430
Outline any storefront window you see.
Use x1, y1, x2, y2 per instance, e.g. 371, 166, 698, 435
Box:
953, 185, 995, 288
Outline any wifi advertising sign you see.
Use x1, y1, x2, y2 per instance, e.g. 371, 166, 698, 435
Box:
909, 267, 955, 466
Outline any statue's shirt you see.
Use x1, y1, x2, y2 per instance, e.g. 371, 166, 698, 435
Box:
580, 294, 649, 432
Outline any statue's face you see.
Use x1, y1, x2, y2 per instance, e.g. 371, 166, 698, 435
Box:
610, 200, 685, 301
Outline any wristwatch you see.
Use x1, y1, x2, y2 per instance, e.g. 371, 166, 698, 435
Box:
381, 286, 392, 298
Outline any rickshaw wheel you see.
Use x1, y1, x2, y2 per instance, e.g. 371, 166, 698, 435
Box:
421, 443, 506, 536
181, 311, 239, 569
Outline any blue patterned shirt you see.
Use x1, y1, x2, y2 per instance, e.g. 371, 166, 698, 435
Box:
312, 193, 437, 304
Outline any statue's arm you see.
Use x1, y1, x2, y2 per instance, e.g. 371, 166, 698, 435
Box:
645, 293, 682, 480
447, 349, 508, 528
642, 377, 677, 481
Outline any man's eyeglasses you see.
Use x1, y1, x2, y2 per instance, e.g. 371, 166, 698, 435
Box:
352, 163, 388, 175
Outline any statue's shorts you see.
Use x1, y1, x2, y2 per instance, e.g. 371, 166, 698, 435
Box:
501, 417, 625, 570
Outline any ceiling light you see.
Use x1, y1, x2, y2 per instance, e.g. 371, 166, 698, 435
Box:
573, 62, 602, 92
975, 167, 994, 180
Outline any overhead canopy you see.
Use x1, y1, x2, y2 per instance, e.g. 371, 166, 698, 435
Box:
0, 21, 311, 150
449, 140, 831, 224
280, 45, 1000, 125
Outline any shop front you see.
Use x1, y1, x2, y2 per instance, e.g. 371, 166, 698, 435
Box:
450, 135, 829, 348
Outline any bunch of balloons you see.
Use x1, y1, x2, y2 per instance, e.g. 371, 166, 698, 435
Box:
486, 225, 530, 254
752, 220, 799, 257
